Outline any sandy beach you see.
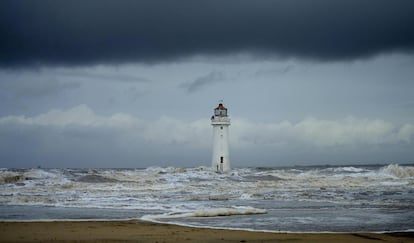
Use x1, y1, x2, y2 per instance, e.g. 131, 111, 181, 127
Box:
1, 220, 413, 243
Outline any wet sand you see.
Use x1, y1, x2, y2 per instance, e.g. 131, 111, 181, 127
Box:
1, 220, 413, 242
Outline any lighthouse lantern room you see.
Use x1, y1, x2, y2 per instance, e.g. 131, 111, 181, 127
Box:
211, 102, 231, 172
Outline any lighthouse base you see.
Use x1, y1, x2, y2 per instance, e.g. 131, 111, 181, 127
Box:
212, 155, 230, 173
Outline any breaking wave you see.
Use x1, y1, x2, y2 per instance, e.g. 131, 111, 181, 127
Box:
1, 164, 414, 232
1, 163, 413, 210
0, 173, 25, 184
382, 164, 414, 178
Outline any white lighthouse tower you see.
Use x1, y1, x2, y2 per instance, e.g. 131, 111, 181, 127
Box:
211, 102, 231, 172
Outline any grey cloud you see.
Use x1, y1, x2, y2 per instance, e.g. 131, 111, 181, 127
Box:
401, 102, 414, 112
124, 86, 146, 102
0, 78, 80, 98
1, 0, 414, 67
1, 105, 413, 167
231, 117, 414, 148
56, 70, 151, 83
180, 71, 225, 93
254, 65, 294, 78
0, 105, 210, 167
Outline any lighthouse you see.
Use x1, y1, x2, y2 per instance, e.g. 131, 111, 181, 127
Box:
211, 102, 231, 172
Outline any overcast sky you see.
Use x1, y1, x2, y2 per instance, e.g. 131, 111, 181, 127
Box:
1, 0, 414, 168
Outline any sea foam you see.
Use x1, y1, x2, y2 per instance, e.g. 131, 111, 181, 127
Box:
141, 206, 267, 221
1, 164, 414, 232
382, 164, 414, 178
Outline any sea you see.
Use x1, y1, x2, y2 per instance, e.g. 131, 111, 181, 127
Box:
1, 164, 414, 233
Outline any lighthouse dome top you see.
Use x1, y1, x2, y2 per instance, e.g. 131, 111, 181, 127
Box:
214, 103, 228, 117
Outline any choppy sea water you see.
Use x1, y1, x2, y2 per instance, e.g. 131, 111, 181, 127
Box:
1, 164, 413, 232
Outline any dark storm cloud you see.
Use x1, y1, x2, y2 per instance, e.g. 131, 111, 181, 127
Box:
57, 70, 151, 83
1, 0, 414, 67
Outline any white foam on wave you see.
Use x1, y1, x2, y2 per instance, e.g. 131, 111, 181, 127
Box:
332, 167, 367, 173
1, 164, 413, 210
2, 165, 414, 232
24, 169, 60, 179
381, 164, 414, 178
141, 206, 267, 221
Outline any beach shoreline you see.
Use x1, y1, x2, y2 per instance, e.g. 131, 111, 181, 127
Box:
1, 220, 413, 242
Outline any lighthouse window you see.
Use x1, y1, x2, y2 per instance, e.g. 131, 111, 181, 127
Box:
220, 126, 223, 130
